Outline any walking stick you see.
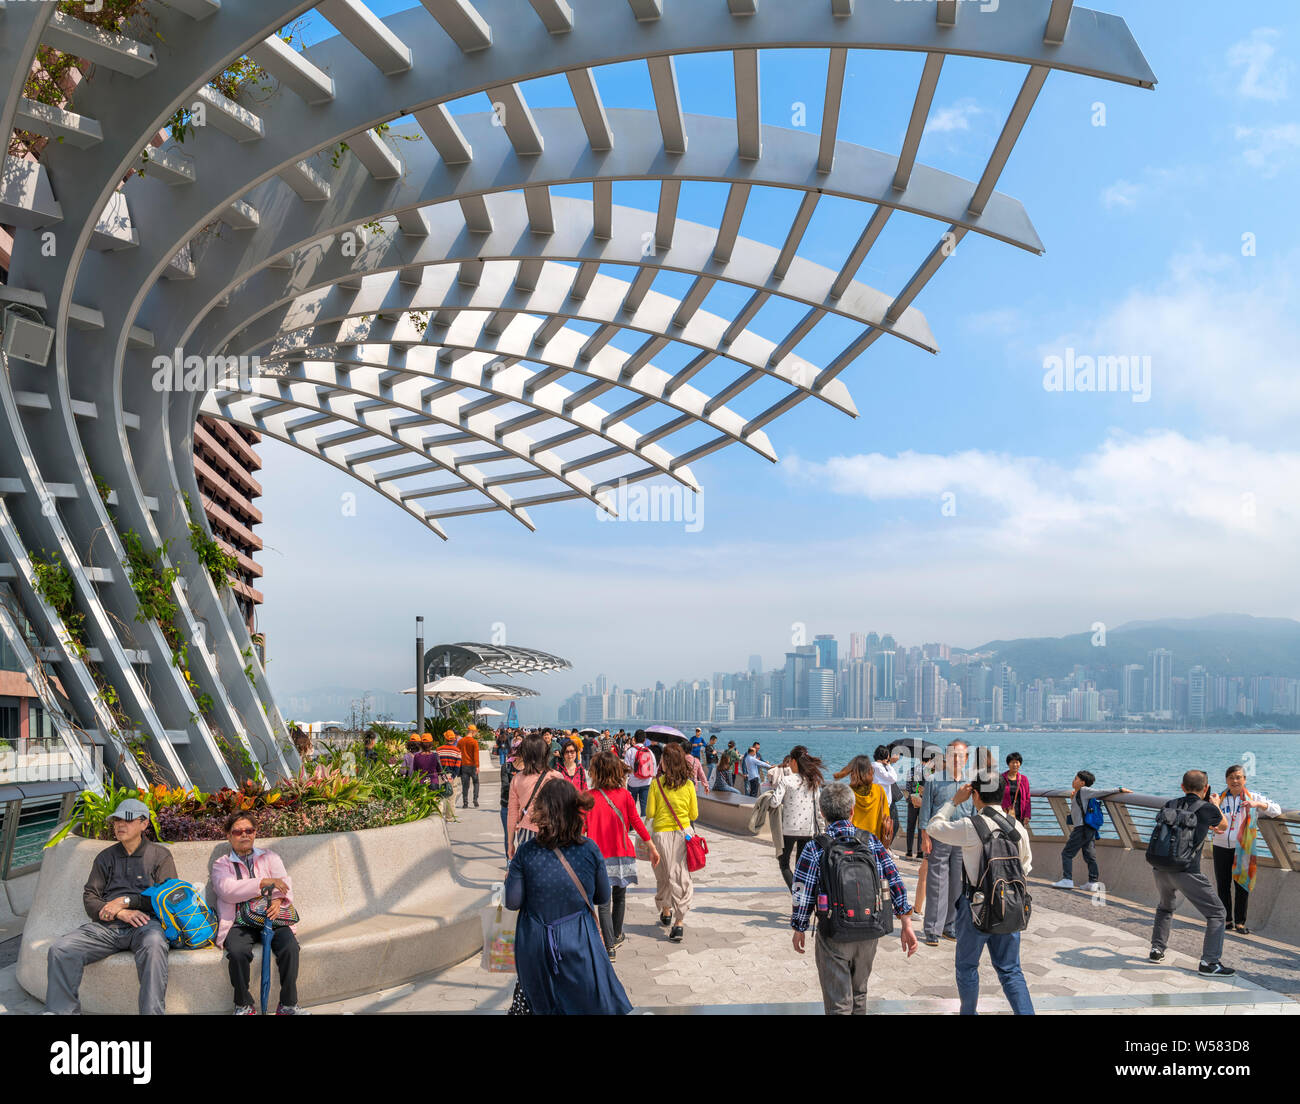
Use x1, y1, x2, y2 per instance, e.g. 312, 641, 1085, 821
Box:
259, 886, 274, 1014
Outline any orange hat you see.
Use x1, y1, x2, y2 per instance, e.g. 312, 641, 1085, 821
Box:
419, 733, 434, 744
444, 729, 456, 739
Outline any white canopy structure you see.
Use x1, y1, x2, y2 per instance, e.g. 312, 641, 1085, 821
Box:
0, 0, 1154, 789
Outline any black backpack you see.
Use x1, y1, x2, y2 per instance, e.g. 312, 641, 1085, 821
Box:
1145, 796, 1205, 871
963, 810, 1032, 935
813, 833, 893, 943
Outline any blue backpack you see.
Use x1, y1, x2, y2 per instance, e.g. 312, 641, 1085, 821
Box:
1083, 797, 1105, 831
141, 879, 217, 949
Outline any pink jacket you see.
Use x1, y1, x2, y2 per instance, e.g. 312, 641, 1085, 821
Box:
210, 848, 295, 948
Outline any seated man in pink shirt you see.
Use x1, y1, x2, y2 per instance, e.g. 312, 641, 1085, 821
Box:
210, 811, 306, 1015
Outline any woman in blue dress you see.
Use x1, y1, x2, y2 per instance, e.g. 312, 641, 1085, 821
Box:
506, 778, 632, 1015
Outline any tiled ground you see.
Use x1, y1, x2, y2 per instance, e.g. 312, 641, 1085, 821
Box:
3, 770, 1295, 1015
315, 773, 1300, 1015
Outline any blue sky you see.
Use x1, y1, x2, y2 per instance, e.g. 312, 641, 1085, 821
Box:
253, 2, 1300, 721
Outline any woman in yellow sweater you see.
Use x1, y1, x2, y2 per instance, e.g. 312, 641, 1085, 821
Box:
647, 742, 700, 944
832, 756, 894, 846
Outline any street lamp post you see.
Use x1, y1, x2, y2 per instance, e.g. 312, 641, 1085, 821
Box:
415, 617, 425, 736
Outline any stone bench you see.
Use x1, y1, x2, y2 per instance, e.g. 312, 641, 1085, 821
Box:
696, 789, 763, 836
16, 817, 489, 1013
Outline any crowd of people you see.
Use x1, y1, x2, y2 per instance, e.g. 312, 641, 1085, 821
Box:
45, 722, 1284, 1017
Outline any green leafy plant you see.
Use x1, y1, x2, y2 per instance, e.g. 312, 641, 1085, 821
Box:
30, 550, 87, 657
182, 493, 238, 590
93, 474, 113, 506
46, 780, 164, 849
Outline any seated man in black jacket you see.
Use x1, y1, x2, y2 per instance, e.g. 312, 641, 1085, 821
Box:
45, 798, 177, 1014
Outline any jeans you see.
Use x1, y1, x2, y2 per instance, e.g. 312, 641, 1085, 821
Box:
1212, 845, 1249, 925
777, 836, 812, 890
954, 894, 1034, 1015
631, 785, 649, 817
1152, 866, 1225, 963
45, 919, 170, 1015
224, 924, 300, 1009
598, 885, 627, 949
814, 929, 879, 1014
1060, 825, 1099, 882
923, 840, 962, 940
461, 766, 479, 805
499, 806, 510, 855
713, 772, 737, 794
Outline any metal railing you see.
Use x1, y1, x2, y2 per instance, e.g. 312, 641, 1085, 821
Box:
0, 780, 80, 879
1025, 789, 1300, 871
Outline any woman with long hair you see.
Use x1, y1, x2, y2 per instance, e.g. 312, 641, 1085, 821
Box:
874, 745, 902, 848
507, 735, 563, 859
586, 752, 659, 957
506, 781, 632, 1015
833, 755, 893, 846
646, 742, 699, 945
556, 738, 589, 792
769, 745, 825, 889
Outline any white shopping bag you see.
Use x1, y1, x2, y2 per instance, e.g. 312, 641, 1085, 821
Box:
480, 882, 516, 973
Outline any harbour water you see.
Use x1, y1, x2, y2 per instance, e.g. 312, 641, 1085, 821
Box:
711, 728, 1300, 810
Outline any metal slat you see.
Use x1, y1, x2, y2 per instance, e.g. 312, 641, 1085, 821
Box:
1045, 0, 1075, 45
415, 103, 474, 164
830, 206, 892, 300
317, 0, 413, 74
566, 69, 613, 151
886, 225, 969, 323
818, 48, 848, 174
647, 56, 687, 155
527, 0, 574, 34
968, 66, 1050, 217
489, 83, 545, 156
655, 179, 680, 251
773, 192, 819, 280
734, 49, 761, 161
893, 53, 944, 191
420, 0, 493, 53
713, 183, 750, 264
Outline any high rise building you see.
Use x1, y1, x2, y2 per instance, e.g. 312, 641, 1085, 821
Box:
748, 654, 763, 674
783, 647, 816, 717
194, 416, 265, 635
875, 650, 896, 701
844, 659, 875, 719
849, 633, 866, 662
865, 632, 881, 661
919, 661, 941, 722
1148, 649, 1173, 718
1121, 664, 1144, 715
807, 667, 835, 720
814, 634, 838, 672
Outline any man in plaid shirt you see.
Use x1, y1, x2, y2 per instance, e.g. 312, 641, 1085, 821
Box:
791, 783, 918, 1014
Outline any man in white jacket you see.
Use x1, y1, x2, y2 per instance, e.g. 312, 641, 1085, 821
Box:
926, 773, 1035, 1015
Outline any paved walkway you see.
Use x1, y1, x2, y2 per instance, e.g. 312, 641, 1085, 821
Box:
4, 769, 1297, 1015
315, 773, 1300, 1015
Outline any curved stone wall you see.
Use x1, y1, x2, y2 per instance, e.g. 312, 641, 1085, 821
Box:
17, 817, 487, 1013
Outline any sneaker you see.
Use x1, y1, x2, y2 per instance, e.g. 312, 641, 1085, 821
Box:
942, 932, 957, 942
1080, 881, 1102, 892
1235, 926, 1251, 936
233, 1005, 257, 1016
474, 802, 480, 807
921, 936, 940, 947
1198, 962, 1236, 977
1149, 948, 1165, 962
1051, 878, 1074, 889
608, 946, 618, 961
668, 925, 684, 943
275, 1004, 311, 1015
613, 933, 627, 949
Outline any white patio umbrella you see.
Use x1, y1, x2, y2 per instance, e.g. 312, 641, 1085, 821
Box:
400, 675, 514, 700
475, 706, 504, 717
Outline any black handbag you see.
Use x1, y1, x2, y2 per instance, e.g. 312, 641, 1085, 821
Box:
232, 859, 300, 929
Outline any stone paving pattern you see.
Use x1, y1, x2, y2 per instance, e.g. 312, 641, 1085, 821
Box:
317, 773, 1300, 1015
3, 770, 1297, 1015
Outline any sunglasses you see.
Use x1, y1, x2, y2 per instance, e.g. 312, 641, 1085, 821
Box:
229, 827, 256, 837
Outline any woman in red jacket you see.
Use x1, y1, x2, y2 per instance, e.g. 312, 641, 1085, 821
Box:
586, 752, 659, 959
556, 738, 589, 793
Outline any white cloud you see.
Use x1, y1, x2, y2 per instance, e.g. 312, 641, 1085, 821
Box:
1040, 249, 1300, 430
925, 101, 984, 135
1100, 179, 1140, 210
1227, 28, 1292, 102
1234, 122, 1300, 174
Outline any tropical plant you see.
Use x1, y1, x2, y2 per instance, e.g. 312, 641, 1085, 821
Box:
46, 782, 163, 847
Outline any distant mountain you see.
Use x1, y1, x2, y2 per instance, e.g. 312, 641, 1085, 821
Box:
959, 615, 1300, 680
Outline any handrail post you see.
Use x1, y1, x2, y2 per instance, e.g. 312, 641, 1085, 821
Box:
1106, 799, 1140, 850
1258, 816, 1300, 872
0, 797, 22, 880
